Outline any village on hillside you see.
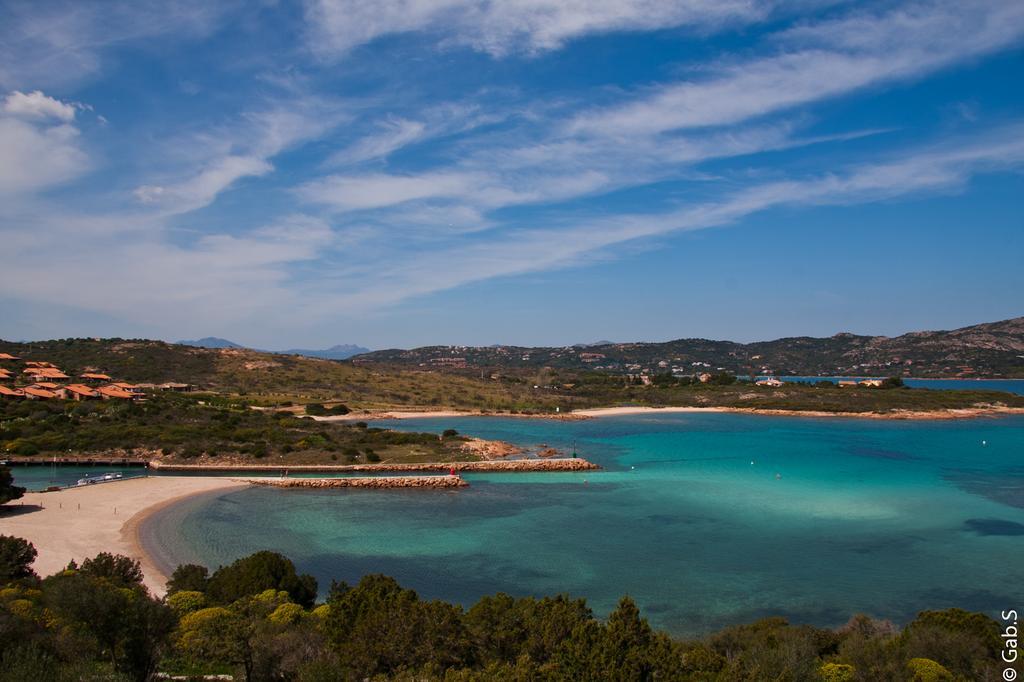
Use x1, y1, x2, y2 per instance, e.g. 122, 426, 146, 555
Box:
0, 352, 192, 401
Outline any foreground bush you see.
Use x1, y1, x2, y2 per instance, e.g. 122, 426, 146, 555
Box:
0, 538, 1012, 681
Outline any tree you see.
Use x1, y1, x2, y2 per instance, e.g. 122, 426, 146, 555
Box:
175, 606, 250, 673
601, 596, 655, 677
0, 536, 37, 583
819, 662, 857, 681
464, 593, 527, 664
0, 467, 25, 506
80, 552, 144, 587
899, 608, 1003, 680
166, 590, 207, 617
207, 551, 318, 608
42, 570, 174, 681
325, 574, 472, 677
906, 657, 953, 681
882, 375, 905, 389
554, 596, 684, 681
167, 563, 209, 594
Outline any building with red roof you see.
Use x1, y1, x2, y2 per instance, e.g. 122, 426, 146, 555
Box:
64, 384, 100, 400
97, 385, 136, 400
23, 386, 58, 400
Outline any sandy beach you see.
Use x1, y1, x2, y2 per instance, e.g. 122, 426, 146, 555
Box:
315, 405, 1024, 422
312, 410, 485, 422
0, 476, 249, 595
312, 409, 587, 422
572, 405, 1024, 420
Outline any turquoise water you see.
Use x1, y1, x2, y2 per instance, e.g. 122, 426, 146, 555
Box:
6, 466, 436, 492
782, 377, 1024, 394
139, 414, 1023, 635
8, 464, 149, 490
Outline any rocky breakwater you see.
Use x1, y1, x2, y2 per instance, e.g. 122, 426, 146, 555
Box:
244, 475, 468, 489
449, 458, 599, 472
151, 457, 600, 473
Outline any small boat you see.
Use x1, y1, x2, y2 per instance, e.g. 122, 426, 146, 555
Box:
76, 472, 124, 486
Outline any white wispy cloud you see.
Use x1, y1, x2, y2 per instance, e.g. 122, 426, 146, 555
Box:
323, 103, 507, 167
0, 0, 237, 90
569, 1, 1024, 136
304, 0, 770, 58
133, 155, 273, 208
0, 214, 334, 331
298, 171, 479, 211
131, 97, 350, 215
328, 118, 427, 165
309, 123, 1024, 311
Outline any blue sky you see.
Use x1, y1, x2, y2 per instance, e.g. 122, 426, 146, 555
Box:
0, 0, 1022, 349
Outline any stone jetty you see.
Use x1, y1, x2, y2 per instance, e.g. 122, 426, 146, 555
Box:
150, 457, 599, 473
244, 475, 468, 489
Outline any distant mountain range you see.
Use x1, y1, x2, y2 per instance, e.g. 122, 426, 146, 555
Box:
354, 317, 1024, 378
177, 338, 370, 360
278, 344, 371, 360
178, 337, 242, 349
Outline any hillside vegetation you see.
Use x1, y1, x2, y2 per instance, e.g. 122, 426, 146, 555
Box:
2, 337, 1023, 417
0, 394, 472, 465
0, 338, 546, 409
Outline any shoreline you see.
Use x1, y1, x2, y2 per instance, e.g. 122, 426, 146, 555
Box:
318, 405, 1024, 422
571, 405, 1024, 420
312, 410, 587, 422
1, 476, 249, 595
149, 458, 599, 473
2, 460, 601, 595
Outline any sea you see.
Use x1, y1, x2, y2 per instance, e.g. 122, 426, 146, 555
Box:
7, 382, 1024, 637
129, 411, 1024, 636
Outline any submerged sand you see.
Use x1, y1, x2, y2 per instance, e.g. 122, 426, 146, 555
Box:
0, 476, 248, 595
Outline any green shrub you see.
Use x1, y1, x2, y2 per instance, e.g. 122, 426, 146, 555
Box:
167, 590, 207, 616
906, 657, 953, 681
819, 662, 856, 681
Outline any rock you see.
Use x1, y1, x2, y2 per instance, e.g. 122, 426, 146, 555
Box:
244, 475, 469, 489
152, 457, 600, 473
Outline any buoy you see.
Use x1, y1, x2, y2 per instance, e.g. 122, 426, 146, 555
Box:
750, 460, 755, 465
982, 440, 987, 446
630, 465, 635, 470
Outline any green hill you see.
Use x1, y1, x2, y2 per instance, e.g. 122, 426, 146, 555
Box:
2, 335, 1023, 416
354, 316, 1024, 378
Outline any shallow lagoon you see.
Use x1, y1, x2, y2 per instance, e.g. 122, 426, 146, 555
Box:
141, 413, 1024, 635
